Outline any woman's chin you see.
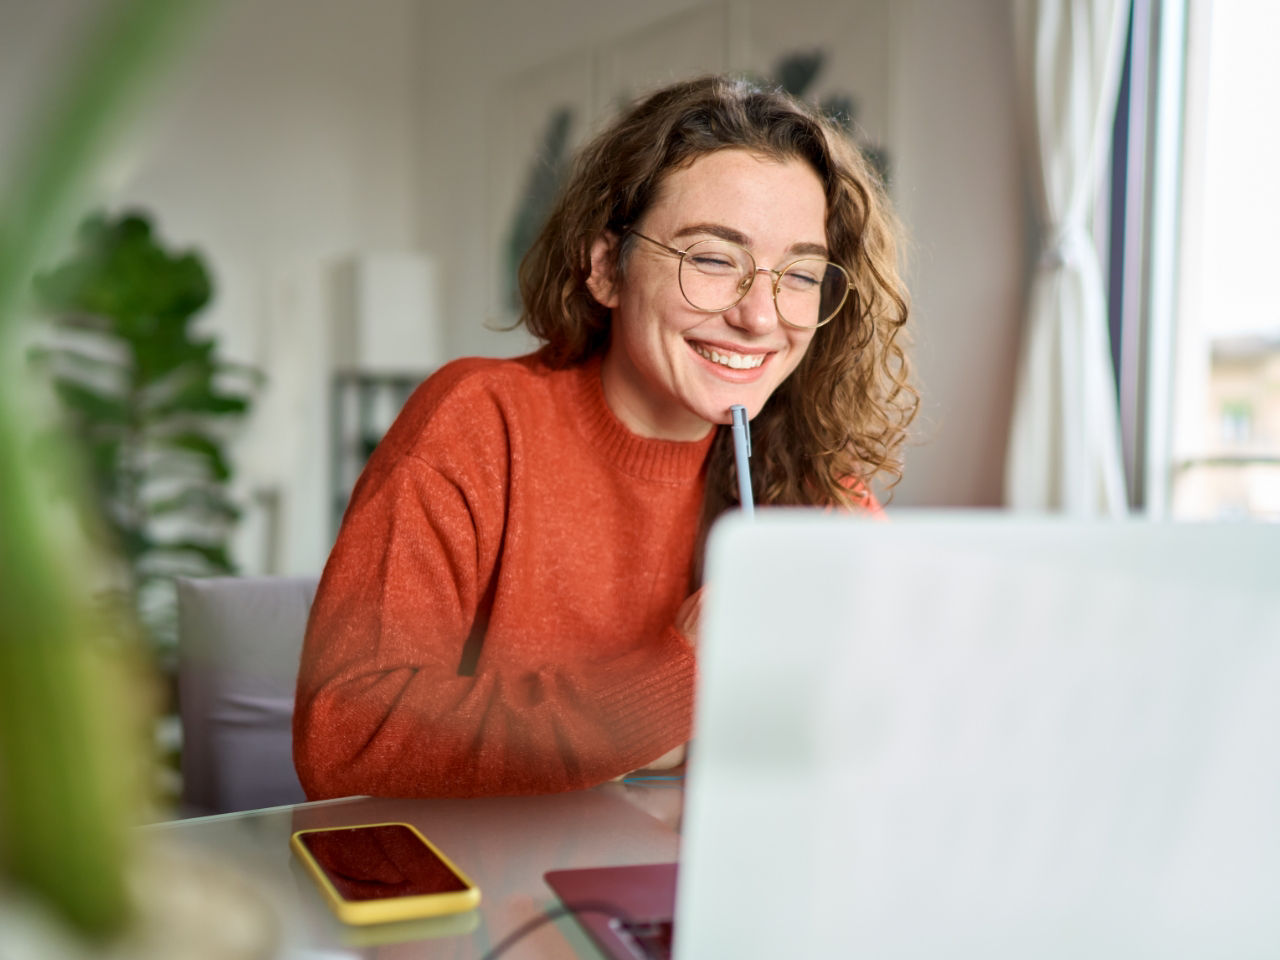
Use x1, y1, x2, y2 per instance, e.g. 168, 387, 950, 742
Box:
683, 383, 771, 426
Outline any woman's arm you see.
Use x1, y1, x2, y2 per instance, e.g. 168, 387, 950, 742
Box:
292, 389, 697, 799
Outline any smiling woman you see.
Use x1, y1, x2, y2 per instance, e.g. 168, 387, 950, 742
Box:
293, 75, 917, 800
591, 150, 826, 441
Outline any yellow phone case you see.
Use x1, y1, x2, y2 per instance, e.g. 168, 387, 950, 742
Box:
290, 821, 481, 925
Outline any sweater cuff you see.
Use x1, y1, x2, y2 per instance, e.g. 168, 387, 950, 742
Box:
592, 626, 697, 768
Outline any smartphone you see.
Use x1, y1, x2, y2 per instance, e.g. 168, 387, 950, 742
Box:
290, 821, 480, 925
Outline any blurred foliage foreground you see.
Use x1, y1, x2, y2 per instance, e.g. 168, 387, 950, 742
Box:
0, 0, 263, 952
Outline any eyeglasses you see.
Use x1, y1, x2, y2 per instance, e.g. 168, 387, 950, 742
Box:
626, 229, 853, 330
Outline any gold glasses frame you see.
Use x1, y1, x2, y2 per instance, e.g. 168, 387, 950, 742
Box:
625, 228, 853, 330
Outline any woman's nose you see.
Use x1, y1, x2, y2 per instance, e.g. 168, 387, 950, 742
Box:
725, 269, 778, 336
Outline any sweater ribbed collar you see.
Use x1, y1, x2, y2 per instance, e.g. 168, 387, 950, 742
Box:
566, 355, 715, 483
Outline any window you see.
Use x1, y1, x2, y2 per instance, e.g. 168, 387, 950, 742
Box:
1218, 398, 1252, 448
1167, 0, 1280, 520
1115, 0, 1280, 520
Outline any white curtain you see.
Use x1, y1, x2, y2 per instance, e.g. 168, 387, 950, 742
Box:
1004, 0, 1131, 515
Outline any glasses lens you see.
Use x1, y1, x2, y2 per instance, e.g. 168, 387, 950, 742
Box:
776, 259, 851, 328
678, 240, 754, 312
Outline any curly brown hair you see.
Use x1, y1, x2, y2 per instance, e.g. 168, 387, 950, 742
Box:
519, 74, 917, 536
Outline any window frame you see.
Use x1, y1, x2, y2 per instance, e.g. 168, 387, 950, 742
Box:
1104, 0, 1190, 517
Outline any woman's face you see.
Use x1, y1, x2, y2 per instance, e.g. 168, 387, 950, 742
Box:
593, 149, 827, 441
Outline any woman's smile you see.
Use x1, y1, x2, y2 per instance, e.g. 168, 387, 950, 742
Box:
687, 339, 770, 373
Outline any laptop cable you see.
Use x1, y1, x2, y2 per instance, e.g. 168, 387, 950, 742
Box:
479, 899, 634, 960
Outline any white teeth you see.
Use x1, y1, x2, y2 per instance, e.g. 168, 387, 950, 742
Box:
691, 343, 766, 370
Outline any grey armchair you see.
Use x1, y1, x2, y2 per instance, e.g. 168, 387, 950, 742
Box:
175, 575, 319, 816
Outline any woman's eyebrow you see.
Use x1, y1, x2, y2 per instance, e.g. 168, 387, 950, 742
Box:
788, 240, 830, 257
673, 222, 751, 246
672, 222, 829, 258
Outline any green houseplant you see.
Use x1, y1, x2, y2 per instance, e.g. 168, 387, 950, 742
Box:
31, 210, 257, 658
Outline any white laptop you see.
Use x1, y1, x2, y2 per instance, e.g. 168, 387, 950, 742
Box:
554, 511, 1280, 959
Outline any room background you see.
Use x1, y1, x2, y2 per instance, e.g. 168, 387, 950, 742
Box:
0, 0, 1027, 578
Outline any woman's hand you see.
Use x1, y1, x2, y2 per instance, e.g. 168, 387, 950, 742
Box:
644, 742, 686, 770
613, 741, 686, 781
674, 587, 704, 649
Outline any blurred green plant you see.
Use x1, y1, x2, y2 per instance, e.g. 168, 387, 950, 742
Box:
31, 210, 257, 656
0, 0, 209, 945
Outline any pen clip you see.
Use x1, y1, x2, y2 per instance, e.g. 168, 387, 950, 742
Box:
731, 405, 751, 457
730, 404, 755, 519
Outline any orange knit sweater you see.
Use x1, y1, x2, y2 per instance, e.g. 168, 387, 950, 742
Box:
293, 353, 713, 798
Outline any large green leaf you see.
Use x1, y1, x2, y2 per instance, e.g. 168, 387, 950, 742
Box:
52, 378, 131, 425
149, 431, 231, 480
29, 339, 130, 375
146, 485, 240, 522
137, 360, 217, 410
148, 384, 251, 417
133, 328, 217, 385
142, 538, 234, 573
35, 213, 213, 334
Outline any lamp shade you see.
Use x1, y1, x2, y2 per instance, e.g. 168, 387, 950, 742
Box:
331, 252, 443, 372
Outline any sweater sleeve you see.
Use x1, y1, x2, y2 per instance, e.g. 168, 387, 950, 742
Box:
292, 376, 696, 799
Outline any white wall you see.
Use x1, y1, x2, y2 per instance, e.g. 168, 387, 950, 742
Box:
2, 0, 1028, 575
888, 0, 1026, 507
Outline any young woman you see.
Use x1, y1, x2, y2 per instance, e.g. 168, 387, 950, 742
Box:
293, 75, 916, 798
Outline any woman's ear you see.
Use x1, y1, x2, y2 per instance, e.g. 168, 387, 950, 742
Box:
586, 233, 620, 308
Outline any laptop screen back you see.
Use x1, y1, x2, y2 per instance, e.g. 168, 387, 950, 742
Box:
676, 512, 1280, 959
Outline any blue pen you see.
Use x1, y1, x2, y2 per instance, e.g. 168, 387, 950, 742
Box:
730, 404, 754, 518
